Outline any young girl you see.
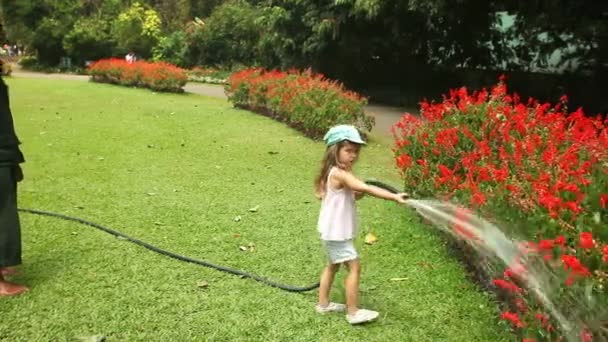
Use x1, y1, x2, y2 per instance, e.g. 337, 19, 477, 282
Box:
314, 124, 408, 324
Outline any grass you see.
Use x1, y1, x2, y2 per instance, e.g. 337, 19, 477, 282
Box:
1, 77, 512, 341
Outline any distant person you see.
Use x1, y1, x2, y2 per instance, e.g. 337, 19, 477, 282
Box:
125, 52, 136, 64
0, 75, 28, 296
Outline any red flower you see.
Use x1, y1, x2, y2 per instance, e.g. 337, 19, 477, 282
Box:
438, 164, 453, 178
416, 159, 427, 167
580, 329, 593, 342
471, 192, 486, 205
539, 239, 554, 250
562, 254, 591, 285
396, 154, 412, 168
538, 194, 562, 211
579, 232, 595, 249
563, 201, 582, 215
562, 255, 588, 273
505, 184, 519, 194
493, 279, 522, 293
534, 312, 549, 324
601, 194, 608, 209
514, 297, 527, 312
500, 311, 525, 328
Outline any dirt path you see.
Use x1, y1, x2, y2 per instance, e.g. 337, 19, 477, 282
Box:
11, 70, 414, 136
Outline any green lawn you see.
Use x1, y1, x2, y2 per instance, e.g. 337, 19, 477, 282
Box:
0, 77, 511, 341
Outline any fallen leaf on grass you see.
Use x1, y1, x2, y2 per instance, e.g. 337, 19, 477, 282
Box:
197, 280, 209, 288
248, 205, 259, 212
390, 277, 408, 281
234, 215, 241, 222
364, 232, 378, 245
75, 335, 106, 342
239, 243, 256, 252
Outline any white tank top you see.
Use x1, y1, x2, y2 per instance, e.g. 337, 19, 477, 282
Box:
317, 167, 357, 240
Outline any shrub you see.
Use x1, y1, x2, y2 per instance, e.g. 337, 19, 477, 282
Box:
18, 56, 38, 70
31, 17, 71, 66
225, 68, 374, 139
152, 30, 189, 67
0, 61, 12, 76
185, 1, 261, 68
87, 58, 187, 93
112, 2, 162, 58
392, 76, 608, 341
63, 17, 115, 65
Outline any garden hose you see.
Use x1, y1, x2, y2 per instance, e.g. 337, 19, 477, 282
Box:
17, 180, 402, 293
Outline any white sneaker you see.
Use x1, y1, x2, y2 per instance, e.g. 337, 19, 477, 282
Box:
346, 309, 379, 324
315, 302, 346, 314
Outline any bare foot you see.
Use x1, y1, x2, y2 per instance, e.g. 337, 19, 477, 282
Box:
0, 267, 19, 277
0, 280, 29, 296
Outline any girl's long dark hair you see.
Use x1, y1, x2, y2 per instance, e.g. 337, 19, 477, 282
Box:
314, 142, 347, 199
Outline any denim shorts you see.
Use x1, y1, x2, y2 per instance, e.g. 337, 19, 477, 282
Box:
322, 239, 358, 264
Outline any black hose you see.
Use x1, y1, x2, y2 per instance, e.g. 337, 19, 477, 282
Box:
18, 208, 320, 292
17, 180, 401, 293
365, 179, 400, 194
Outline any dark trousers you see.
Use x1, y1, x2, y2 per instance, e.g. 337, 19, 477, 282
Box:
0, 166, 21, 267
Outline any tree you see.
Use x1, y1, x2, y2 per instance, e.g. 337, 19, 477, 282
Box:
152, 30, 189, 66
497, 0, 607, 75
112, 2, 162, 57
187, 1, 261, 67
188, 0, 226, 19
147, 0, 190, 32
63, 17, 115, 64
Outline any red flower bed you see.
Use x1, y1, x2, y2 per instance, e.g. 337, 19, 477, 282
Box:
87, 58, 187, 93
225, 68, 374, 139
393, 76, 608, 341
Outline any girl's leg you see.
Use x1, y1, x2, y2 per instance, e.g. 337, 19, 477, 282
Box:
344, 259, 361, 315
318, 263, 340, 306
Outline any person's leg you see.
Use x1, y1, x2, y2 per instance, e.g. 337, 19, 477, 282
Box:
318, 262, 340, 306
0, 273, 27, 295
0, 266, 18, 276
344, 258, 361, 315
0, 166, 27, 296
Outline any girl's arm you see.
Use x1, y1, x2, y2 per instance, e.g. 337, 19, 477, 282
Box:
335, 169, 408, 203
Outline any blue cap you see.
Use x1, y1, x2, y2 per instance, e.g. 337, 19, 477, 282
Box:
323, 125, 366, 146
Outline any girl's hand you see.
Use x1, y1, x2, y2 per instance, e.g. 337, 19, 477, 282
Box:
394, 192, 409, 204
354, 191, 365, 200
